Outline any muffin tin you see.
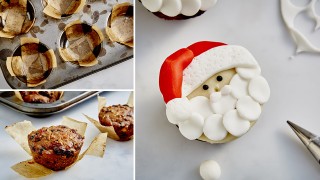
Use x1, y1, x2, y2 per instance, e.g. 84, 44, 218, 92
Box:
0, 0, 133, 89
0, 91, 99, 116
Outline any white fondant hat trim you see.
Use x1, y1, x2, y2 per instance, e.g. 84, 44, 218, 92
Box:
181, 45, 259, 96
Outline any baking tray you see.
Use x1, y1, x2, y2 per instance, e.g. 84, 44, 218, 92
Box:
0, 0, 133, 89
0, 91, 100, 116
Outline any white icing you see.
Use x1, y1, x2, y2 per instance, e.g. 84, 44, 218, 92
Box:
220, 85, 232, 95
182, 45, 258, 96
223, 110, 250, 137
178, 112, 204, 140
199, 160, 221, 180
248, 76, 270, 104
236, 96, 261, 121
181, 0, 201, 16
210, 92, 221, 103
141, 0, 162, 12
210, 87, 237, 115
141, 0, 218, 17
203, 114, 227, 141
166, 97, 192, 124
236, 66, 261, 80
190, 96, 213, 118
281, 0, 320, 54
229, 74, 249, 99
160, 0, 182, 17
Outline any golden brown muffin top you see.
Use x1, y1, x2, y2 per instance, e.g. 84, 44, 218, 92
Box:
28, 125, 84, 157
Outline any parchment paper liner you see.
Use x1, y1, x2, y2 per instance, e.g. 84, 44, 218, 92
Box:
106, 2, 133, 48
14, 91, 64, 103
6, 37, 57, 87
58, 20, 104, 67
0, 0, 35, 38
43, 0, 85, 19
5, 116, 108, 178
84, 92, 134, 141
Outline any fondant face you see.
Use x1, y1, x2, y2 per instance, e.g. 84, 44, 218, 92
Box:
187, 69, 236, 99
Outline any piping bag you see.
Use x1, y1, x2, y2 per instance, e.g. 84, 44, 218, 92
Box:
287, 121, 320, 164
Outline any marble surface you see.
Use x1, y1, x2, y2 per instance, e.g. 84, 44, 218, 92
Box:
0, 91, 133, 180
135, 0, 320, 179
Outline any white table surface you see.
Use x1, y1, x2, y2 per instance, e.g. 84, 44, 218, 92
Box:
0, 59, 134, 89
0, 91, 133, 180
135, 0, 320, 179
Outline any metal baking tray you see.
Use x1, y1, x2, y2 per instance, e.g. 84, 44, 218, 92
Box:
0, 0, 133, 89
0, 91, 99, 116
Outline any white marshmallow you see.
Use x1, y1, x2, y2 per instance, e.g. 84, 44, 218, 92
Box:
166, 98, 192, 124
141, 0, 163, 12
248, 76, 270, 104
236, 96, 261, 121
190, 96, 213, 118
229, 74, 249, 99
203, 114, 227, 141
210, 92, 237, 115
223, 110, 250, 137
160, 0, 182, 17
179, 112, 204, 140
181, 0, 202, 16
200, 160, 221, 180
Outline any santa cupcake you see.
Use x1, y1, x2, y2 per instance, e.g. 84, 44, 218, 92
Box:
140, 0, 218, 20
159, 41, 270, 143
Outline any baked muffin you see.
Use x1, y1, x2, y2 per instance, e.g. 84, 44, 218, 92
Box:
159, 41, 270, 143
140, 0, 218, 20
99, 104, 133, 141
28, 125, 84, 171
15, 91, 63, 103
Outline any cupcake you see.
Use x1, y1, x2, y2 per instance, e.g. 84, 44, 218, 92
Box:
140, 0, 218, 20
159, 41, 270, 143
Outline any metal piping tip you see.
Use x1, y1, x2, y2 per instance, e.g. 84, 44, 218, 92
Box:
287, 121, 320, 164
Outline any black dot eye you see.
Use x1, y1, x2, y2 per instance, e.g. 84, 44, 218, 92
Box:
202, 84, 209, 90
216, 75, 223, 82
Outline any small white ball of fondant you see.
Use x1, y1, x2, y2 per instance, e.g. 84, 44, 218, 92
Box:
200, 160, 221, 180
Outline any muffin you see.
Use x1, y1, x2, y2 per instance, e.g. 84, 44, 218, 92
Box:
28, 125, 84, 171
159, 41, 270, 143
140, 0, 218, 20
15, 91, 63, 103
99, 104, 134, 141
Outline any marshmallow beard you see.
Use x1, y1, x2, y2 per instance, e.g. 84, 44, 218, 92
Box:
166, 68, 270, 141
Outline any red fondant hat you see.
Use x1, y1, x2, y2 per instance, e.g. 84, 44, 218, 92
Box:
159, 41, 226, 103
